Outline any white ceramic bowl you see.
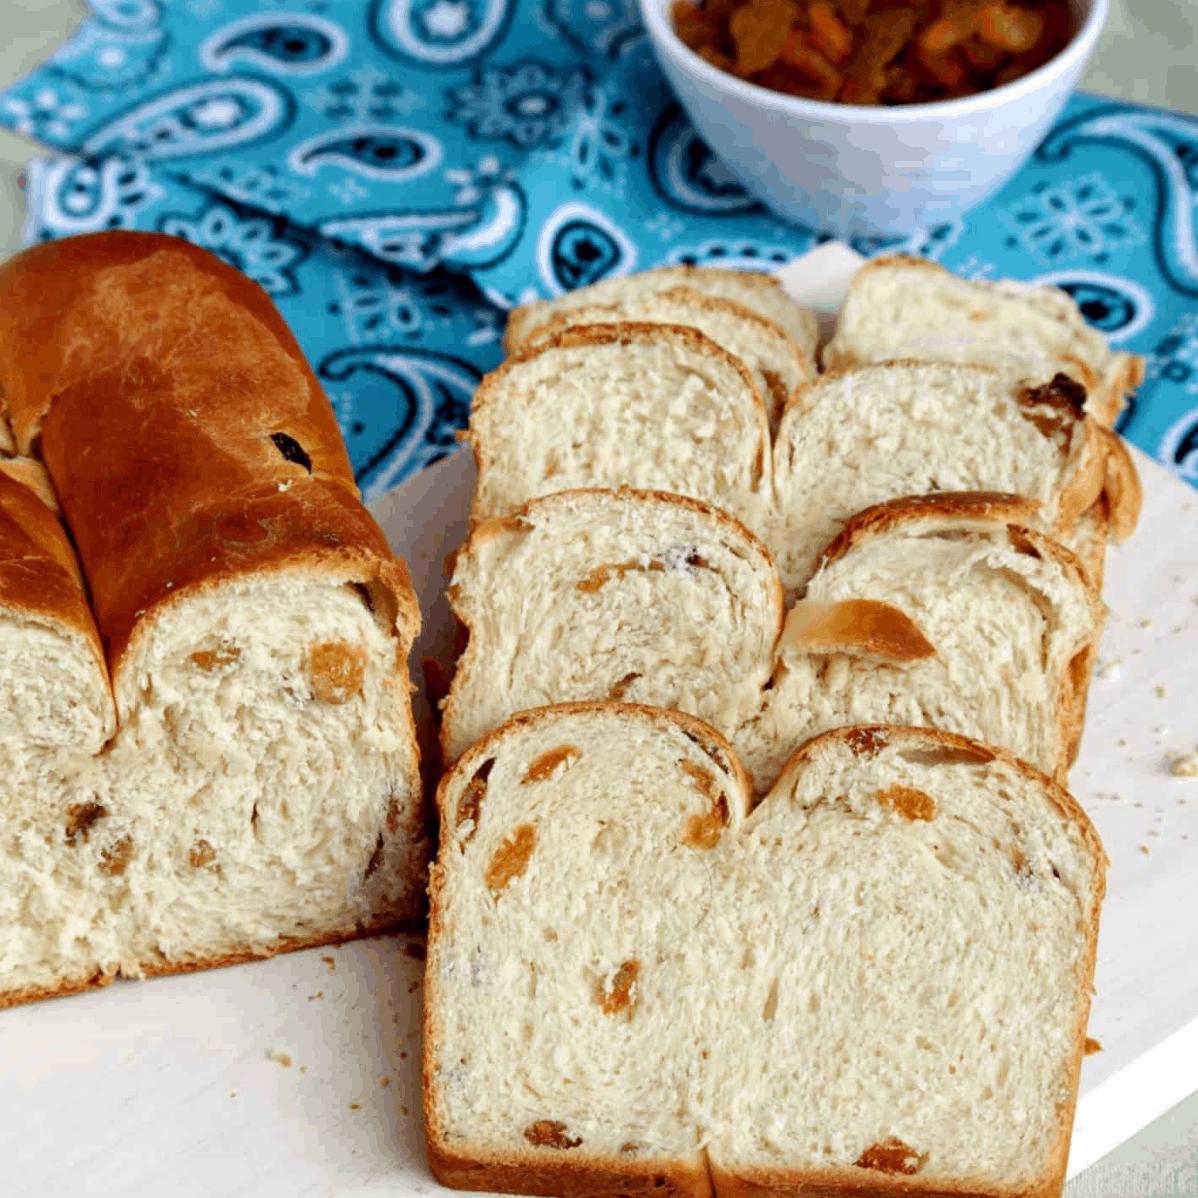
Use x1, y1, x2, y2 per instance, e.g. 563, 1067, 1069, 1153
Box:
637, 0, 1108, 236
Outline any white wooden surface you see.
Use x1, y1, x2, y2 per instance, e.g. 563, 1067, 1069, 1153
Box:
3, 245, 1197, 1195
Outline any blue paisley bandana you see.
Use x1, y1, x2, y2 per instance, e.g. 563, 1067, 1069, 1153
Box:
2, 0, 1198, 497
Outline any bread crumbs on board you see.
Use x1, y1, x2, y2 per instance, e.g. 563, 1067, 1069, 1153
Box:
267, 1050, 292, 1068
1169, 747, 1198, 777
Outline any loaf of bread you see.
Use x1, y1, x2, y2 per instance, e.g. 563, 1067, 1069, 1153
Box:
442, 490, 1098, 788
823, 255, 1144, 426
426, 704, 1104, 1198
504, 264, 820, 360
0, 232, 424, 1006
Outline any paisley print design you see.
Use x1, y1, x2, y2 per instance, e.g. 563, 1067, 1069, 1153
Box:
542, 0, 642, 60
90, 0, 161, 28
201, 14, 350, 76
318, 346, 482, 494
1039, 106, 1198, 295
25, 154, 163, 235
999, 173, 1144, 266
80, 78, 293, 161
666, 239, 807, 272
158, 202, 308, 295
648, 105, 759, 216
1160, 408, 1198, 483
47, 18, 168, 93
322, 157, 526, 271
449, 61, 588, 150
371, 0, 514, 66
1034, 270, 1155, 344
289, 126, 442, 181
537, 201, 636, 294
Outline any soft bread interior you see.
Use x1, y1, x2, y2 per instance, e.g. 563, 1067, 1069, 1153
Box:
770, 363, 1103, 593
430, 705, 747, 1177
0, 570, 423, 1000
470, 325, 770, 532
427, 707, 1103, 1197
822, 255, 1140, 426
741, 504, 1099, 789
707, 725, 1102, 1186
443, 489, 782, 763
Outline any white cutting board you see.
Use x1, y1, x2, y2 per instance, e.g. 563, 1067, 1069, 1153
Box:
3, 245, 1196, 1196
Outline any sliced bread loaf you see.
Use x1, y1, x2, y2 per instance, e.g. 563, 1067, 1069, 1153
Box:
504, 265, 819, 359
441, 488, 782, 763
469, 324, 771, 531
0, 231, 425, 1006
770, 362, 1131, 593
822, 255, 1144, 426
426, 704, 1104, 1198
741, 494, 1101, 789
521, 286, 814, 428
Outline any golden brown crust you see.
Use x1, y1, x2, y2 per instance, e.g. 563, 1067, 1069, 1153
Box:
0, 466, 107, 680
0, 912, 425, 1011
710, 1160, 1065, 1198
427, 1137, 712, 1198
1097, 428, 1142, 542
815, 492, 1040, 569
0, 232, 418, 678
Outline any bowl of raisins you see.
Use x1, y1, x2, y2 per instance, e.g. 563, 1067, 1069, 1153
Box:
638, 0, 1107, 234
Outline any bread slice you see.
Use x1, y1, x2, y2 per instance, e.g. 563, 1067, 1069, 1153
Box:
823, 255, 1144, 426
426, 704, 1104, 1198
504, 265, 819, 360
741, 494, 1101, 790
469, 324, 771, 532
0, 231, 426, 1006
441, 488, 783, 763
520, 286, 814, 428
770, 362, 1128, 593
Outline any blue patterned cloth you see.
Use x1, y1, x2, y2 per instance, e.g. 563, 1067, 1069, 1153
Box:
2, 0, 1197, 497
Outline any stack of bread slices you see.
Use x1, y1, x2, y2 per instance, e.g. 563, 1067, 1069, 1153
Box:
425, 257, 1143, 1197
0, 233, 427, 1006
